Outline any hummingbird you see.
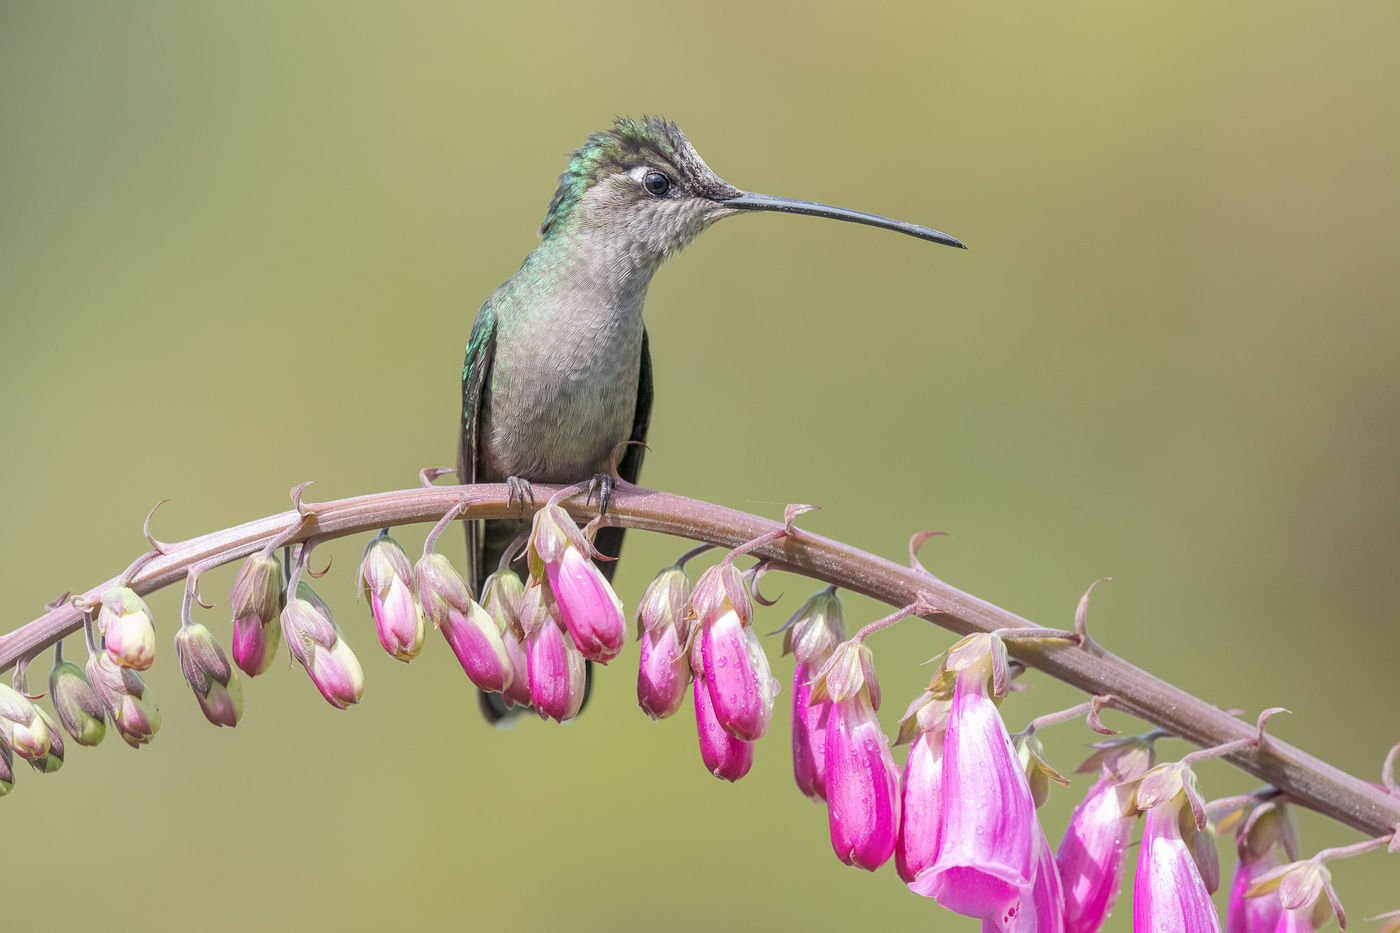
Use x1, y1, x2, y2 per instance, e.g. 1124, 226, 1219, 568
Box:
458, 116, 964, 721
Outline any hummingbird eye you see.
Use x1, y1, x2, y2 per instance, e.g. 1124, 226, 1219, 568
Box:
642, 171, 671, 196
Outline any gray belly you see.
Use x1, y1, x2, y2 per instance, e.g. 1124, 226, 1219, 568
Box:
479, 332, 641, 483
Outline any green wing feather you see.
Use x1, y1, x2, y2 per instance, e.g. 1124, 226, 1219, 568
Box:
457, 307, 497, 594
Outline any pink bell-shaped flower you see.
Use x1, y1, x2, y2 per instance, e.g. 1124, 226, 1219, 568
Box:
824, 686, 901, 870
528, 504, 626, 663
1129, 765, 1221, 933
636, 565, 691, 720
417, 552, 513, 695
784, 586, 845, 800
1224, 799, 1296, 933
360, 533, 426, 662
895, 690, 949, 884
521, 584, 587, 723
689, 563, 778, 743
911, 637, 1037, 930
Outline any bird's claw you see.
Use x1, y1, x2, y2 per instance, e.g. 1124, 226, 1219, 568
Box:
506, 476, 535, 515
587, 472, 614, 515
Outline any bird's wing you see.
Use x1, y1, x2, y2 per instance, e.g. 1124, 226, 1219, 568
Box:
592, 327, 653, 581
458, 305, 497, 595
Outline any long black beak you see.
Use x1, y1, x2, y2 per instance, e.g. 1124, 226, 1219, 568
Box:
719, 191, 967, 249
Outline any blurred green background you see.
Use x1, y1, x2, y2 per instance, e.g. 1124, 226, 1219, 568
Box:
2, 2, 1396, 929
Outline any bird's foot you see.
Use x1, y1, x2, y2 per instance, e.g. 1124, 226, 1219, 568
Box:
505, 476, 535, 515
587, 472, 614, 515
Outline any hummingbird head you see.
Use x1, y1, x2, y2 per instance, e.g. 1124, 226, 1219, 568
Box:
538, 116, 741, 259
538, 116, 966, 260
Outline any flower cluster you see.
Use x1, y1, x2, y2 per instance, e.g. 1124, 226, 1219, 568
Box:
1, 498, 1389, 933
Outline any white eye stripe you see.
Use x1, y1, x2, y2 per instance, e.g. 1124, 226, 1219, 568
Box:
627, 166, 652, 183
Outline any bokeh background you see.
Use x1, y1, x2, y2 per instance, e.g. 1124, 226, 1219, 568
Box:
2, 3, 1396, 929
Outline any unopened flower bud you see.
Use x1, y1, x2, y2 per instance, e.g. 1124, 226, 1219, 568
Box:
98, 586, 156, 670
359, 534, 426, 662
692, 667, 754, 782
482, 570, 530, 710
49, 655, 106, 746
416, 553, 513, 694
529, 504, 626, 663
825, 689, 901, 871
786, 588, 846, 801
280, 584, 364, 710
691, 564, 778, 742
31, 707, 64, 773
0, 684, 52, 762
522, 584, 587, 722
230, 553, 284, 676
0, 743, 12, 796
175, 622, 245, 727
636, 566, 691, 720
85, 651, 161, 748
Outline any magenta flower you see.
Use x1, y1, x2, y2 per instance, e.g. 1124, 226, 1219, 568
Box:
636, 566, 691, 720
529, 504, 626, 663
824, 687, 901, 870
481, 570, 531, 711
416, 552, 513, 694
1130, 766, 1221, 933
692, 662, 754, 781
1056, 736, 1156, 933
521, 584, 587, 723
174, 622, 245, 728
229, 553, 284, 677
1244, 855, 1340, 933
690, 563, 778, 742
98, 586, 157, 671
983, 824, 1065, 932
895, 691, 948, 884
359, 533, 426, 662
279, 584, 365, 710
910, 638, 1037, 929
785, 586, 845, 800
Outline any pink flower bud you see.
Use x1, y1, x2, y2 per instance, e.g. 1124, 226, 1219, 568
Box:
31, 707, 65, 773
1133, 793, 1222, 933
49, 654, 107, 746
825, 689, 901, 870
529, 505, 626, 663
0, 683, 52, 762
791, 663, 833, 800
230, 553, 284, 676
1057, 772, 1137, 933
896, 725, 945, 883
483, 570, 531, 710
636, 566, 691, 720
785, 587, 845, 800
85, 651, 161, 747
360, 534, 426, 662
279, 587, 365, 710
692, 667, 754, 782
911, 657, 1037, 928
523, 584, 587, 723
99, 586, 156, 671
175, 622, 245, 727
691, 565, 777, 742
1225, 800, 1295, 933
417, 553, 513, 694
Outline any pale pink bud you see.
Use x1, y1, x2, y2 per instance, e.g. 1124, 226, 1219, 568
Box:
279, 588, 365, 710
911, 658, 1037, 928
825, 689, 901, 871
98, 586, 156, 671
31, 707, 65, 773
1133, 793, 1222, 933
524, 588, 587, 723
175, 622, 244, 727
85, 651, 161, 747
692, 668, 754, 782
0, 683, 52, 762
360, 534, 426, 662
416, 552, 512, 694
530, 506, 626, 662
0, 743, 12, 796
636, 566, 691, 720
230, 553, 284, 676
